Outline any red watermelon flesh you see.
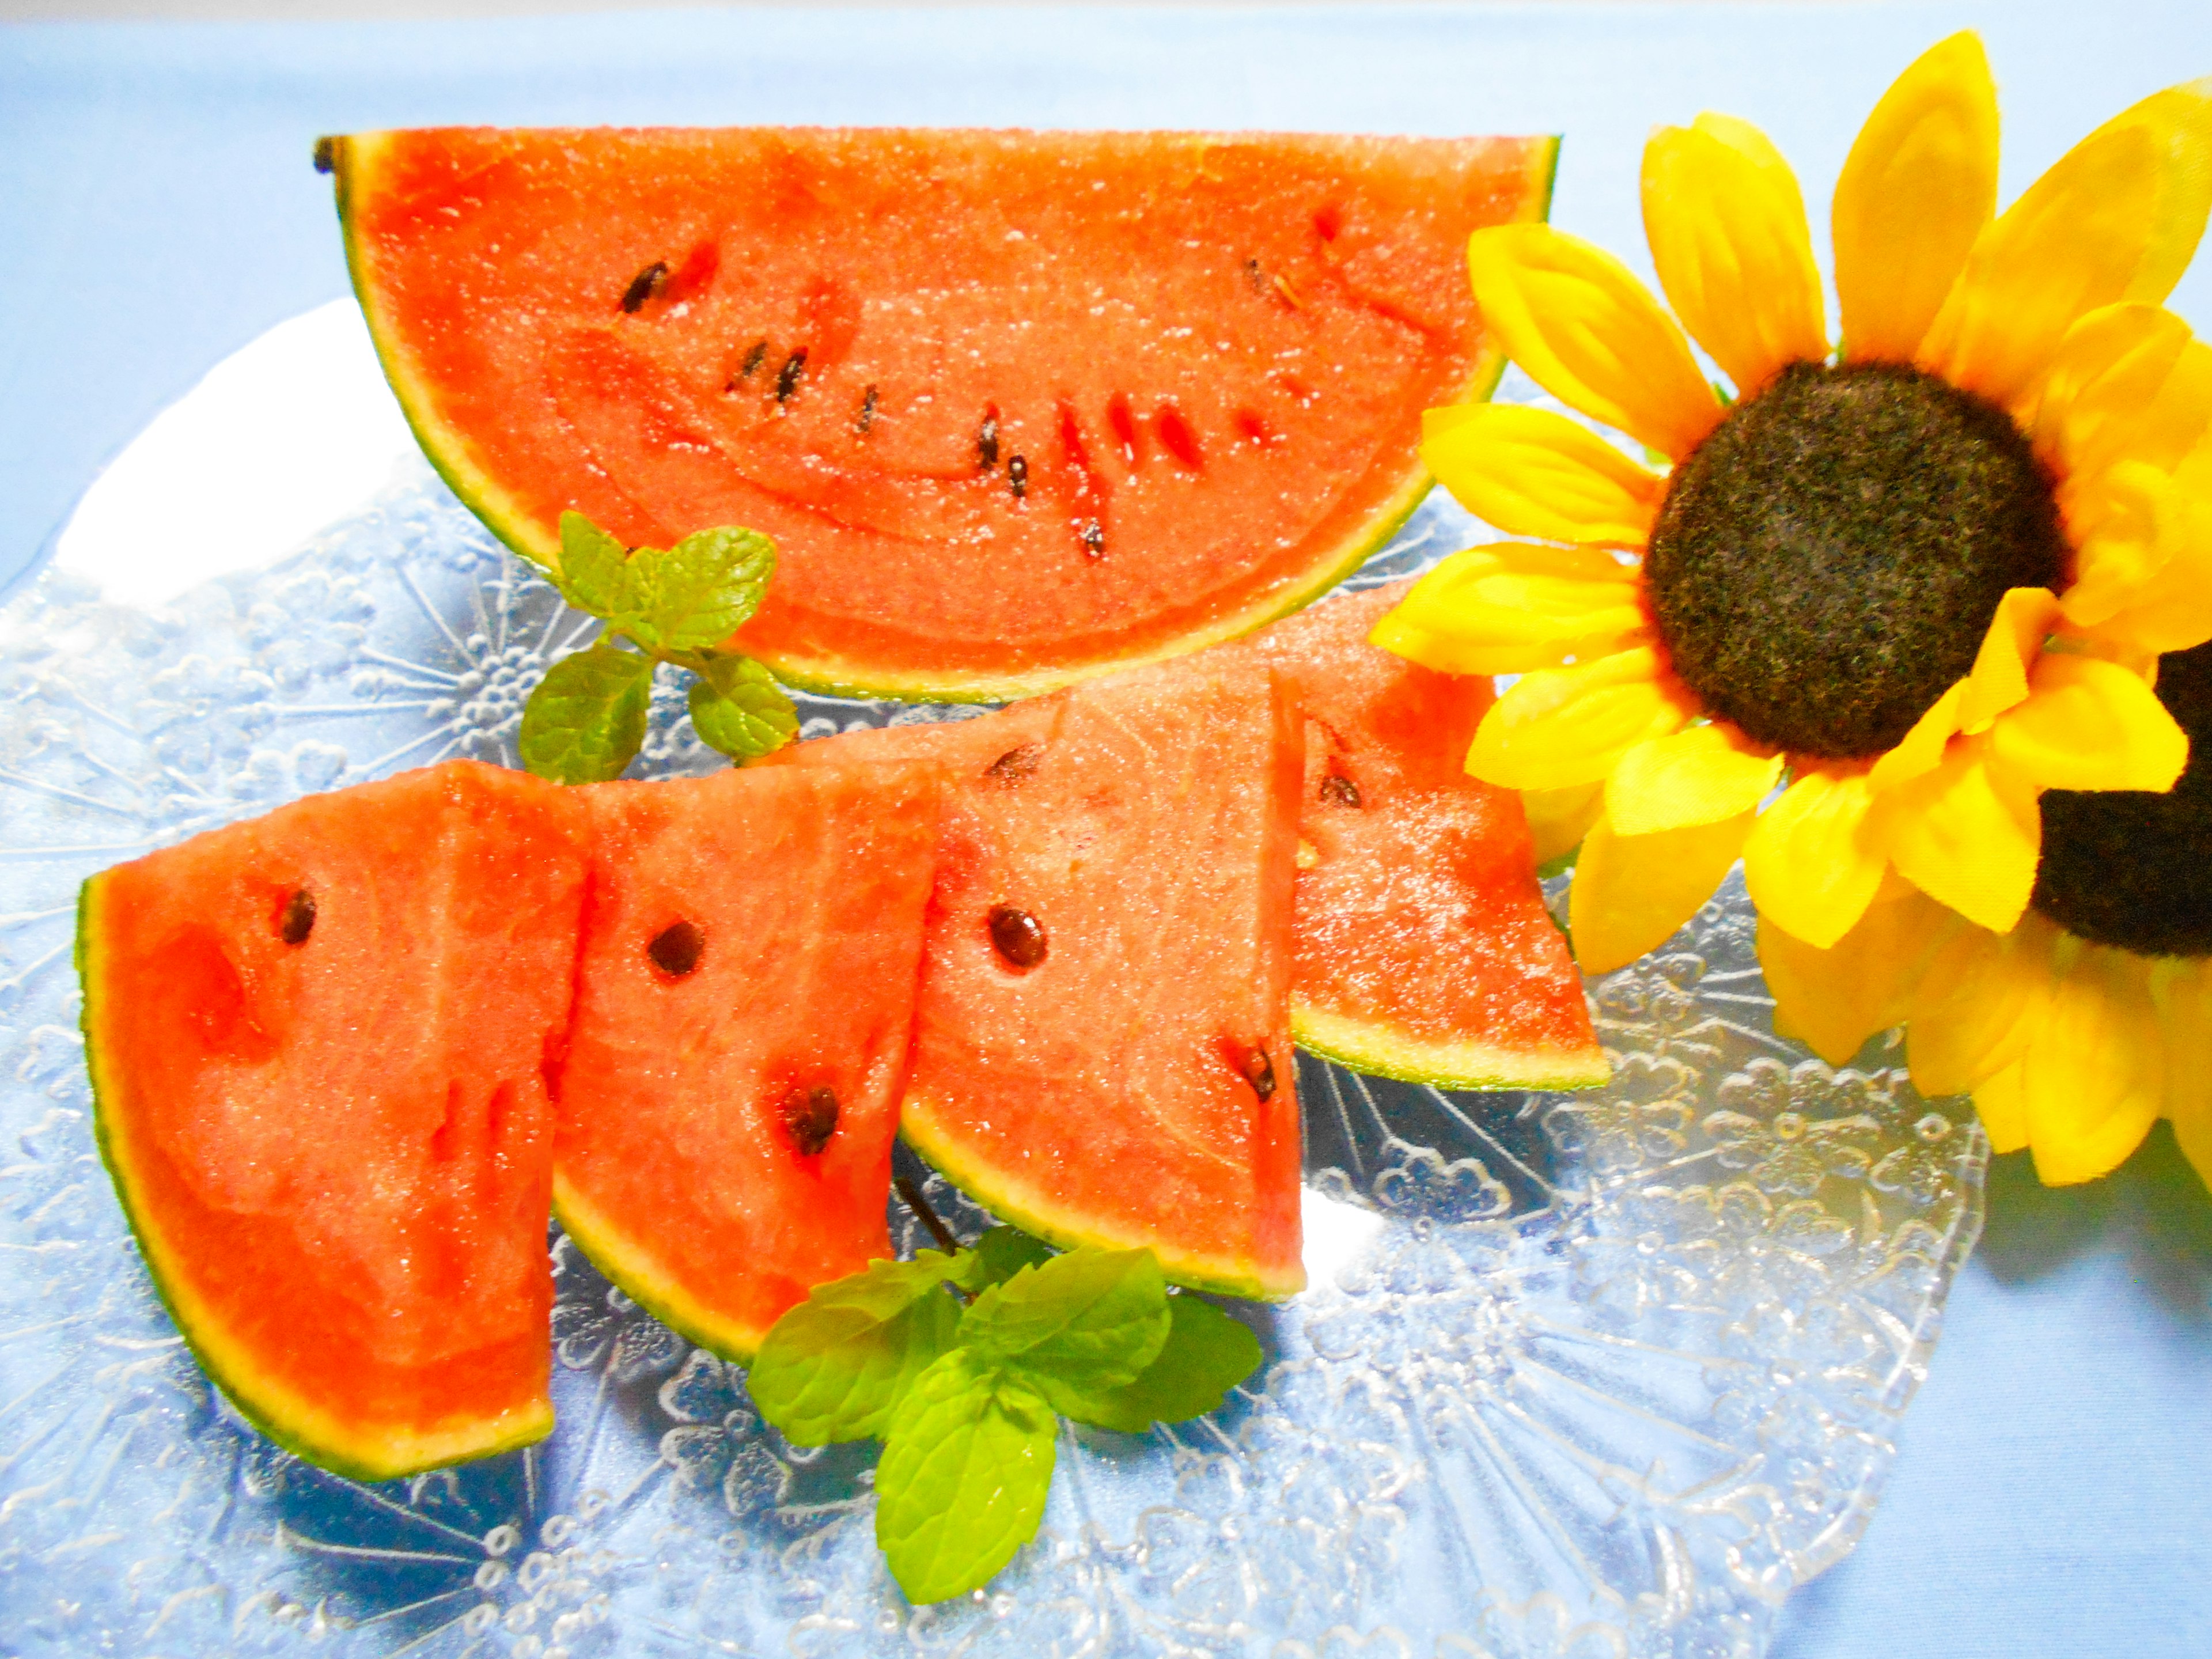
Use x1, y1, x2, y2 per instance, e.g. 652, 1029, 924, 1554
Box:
552, 761, 942, 1360
329, 127, 1559, 701
1234, 585, 1606, 1090
777, 662, 1305, 1298
77, 762, 588, 1481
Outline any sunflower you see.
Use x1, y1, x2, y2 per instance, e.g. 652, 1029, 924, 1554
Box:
1373, 34, 2212, 1182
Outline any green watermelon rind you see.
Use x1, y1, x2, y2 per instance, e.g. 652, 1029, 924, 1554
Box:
75, 873, 555, 1484
899, 1101, 1306, 1304
330, 131, 1560, 706
1290, 995, 1609, 1095
550, 1173, 775, 1367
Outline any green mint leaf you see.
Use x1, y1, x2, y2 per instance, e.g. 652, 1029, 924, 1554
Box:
1054, 1294, 1263, 1433
630, 525, 777, 652
518, 643, 653, 784
957, 1226, 1056, 1293
959, 1246, 1169, 1411
687, 654, 798, 761
874, 1349, 1056, 1604
749, 1252, 968, 1445
556, 511, 638, 619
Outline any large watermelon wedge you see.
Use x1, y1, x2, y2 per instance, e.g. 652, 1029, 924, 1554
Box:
77, 763, 588, 1481
324, 127, 1558, 702
1234, 585, 1606, 1090
552, 761, 942, 1361
774, 659, 1305, 1298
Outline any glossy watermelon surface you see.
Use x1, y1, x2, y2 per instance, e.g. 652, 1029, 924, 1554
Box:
330, 127, 1558, 700
552, 761, 942, 1359
778, 660, 1305, 1298
1236, 585, 1607, 1090
77, 762, 588, 1481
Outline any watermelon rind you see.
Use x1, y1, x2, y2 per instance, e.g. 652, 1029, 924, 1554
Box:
899, 1099, 1305, 1303
1290, 995, 1609, 1095
328, 131, 1559, 706
76, 874, 554, 1484
550, 1173, 777, 1365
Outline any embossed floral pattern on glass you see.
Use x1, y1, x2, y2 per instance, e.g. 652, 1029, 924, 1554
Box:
0, 399, 1984, 1657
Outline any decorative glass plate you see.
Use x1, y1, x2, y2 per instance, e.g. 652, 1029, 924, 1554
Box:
0, 318, 1985, 1658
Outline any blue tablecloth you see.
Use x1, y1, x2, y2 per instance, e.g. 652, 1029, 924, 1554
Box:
5, 3, 2208, 1652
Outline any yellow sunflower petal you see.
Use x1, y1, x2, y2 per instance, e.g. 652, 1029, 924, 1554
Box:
1988, 652, 2189, 791
1523, 781, 1606, 868
1465, 646, 1691, 791
1887, 735, 2041, 932
2158, 961, 2212, 1192
1372, 543, 1645, 676
1973, 1060, 2031, 1155
2061, 460, 2168, 624
1759, 885, 1957, 1066
1419, 404, 1666, 547
1464, 224, 1724, 460
1956, 586, 2065, 733
2080, 473, 2212, 657
1832, 31, 2000, 363
2024, 944, 2164, 1185
1907, 911, 2059, 1097
2079, 77, 2212, 306
1866, 681, 1967, 794
1742, 770, 1888, 948
1606, 722, 1783, 836
2030, 303, 2195, 480
1641, 114, 1827, 397
1918, 119, 2165, 409
1569, 809, 1752, 975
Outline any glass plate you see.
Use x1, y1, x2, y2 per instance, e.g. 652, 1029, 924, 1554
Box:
0, 378, 1984, 1658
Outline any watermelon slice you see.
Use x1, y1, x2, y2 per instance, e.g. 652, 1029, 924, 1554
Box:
77, 763, 588, 1481
776, 660, 1305, 1298
551, 762, 942, 1360
325, 127, 1558, 702
1235, 585, 1606, 1090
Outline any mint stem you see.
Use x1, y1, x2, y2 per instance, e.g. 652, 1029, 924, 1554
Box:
895, 1175, 963, 1257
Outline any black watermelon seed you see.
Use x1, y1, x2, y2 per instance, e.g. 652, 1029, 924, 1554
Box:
978, 407, 1001, 470
312, 137, 336, 175
1008, 455, 1028, 499
1078, 517, 1105, 559
783, 1084, 840, 1156
619, 261, 668, 314
1240, 1043, 1277, 1102
985, 743, 1044, 785
1319, 772, 1362, 808
775, 349, 808, 404
1245, 256, 1268, 293
278, 888, 316, 946
988, 905, 1047, 970
857, 384, 880, 434
648, 920, 705, 978
738, 339, 769, 378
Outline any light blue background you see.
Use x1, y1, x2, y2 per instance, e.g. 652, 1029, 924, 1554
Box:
5, 3, 2209, 1650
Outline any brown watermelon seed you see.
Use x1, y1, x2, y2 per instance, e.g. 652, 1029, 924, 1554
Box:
985, 743, 1043, 785
647, 920, 705, 978
1239, 1043, 1277, 1102
978, 406, 1001, 470
1008, 454, 1028, 499
1156, 403, 1203, 469
1078, 517, 1105, 559
619, 261, 668, 314
277, 888, 316, 946
1320, 772, 1362, 808
856, 384, 879, 435
783, 1084, 840, 1156
988, 905, 1047, 970
1108, 393, 1141, 466
737, 339, 769, 380
775, 349, 808, 405
1245, 256, 1268, 293
312, 137, 336, 174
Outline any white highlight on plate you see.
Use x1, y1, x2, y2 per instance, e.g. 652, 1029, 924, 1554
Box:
1299, 1186, 1387, 1288
54, 299, 417, 610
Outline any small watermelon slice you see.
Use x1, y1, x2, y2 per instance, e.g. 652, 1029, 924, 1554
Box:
78, 762, 588, 1481
552, 762, 942, 1360
325, 127, 1558, 702
1236, 585, 1606, 1090
777, 660, 1305, 1298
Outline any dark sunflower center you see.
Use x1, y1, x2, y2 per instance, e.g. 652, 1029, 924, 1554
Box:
2032, 641, 2212, 959
1643, 359, 2069, 759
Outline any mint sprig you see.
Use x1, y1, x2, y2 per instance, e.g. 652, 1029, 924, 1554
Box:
515, 510, 796, 784
749, 1223, 1264, 1605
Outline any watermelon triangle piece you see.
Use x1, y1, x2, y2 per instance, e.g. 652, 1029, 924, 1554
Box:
78, 762, 589, 1481
551, 761, 944, 1360
1236, 584, 1606, 1090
